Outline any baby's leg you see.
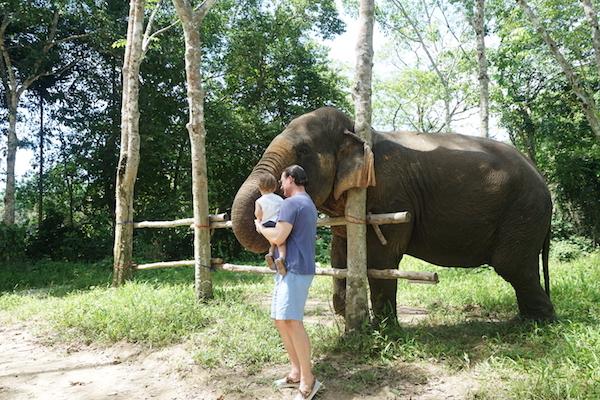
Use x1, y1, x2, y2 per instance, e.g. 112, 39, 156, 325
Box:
265, 243, 276, 270
277, 243, 286, 261
275, 242, 287, 276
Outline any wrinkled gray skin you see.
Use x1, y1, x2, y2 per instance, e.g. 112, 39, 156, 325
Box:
231, 107, 555, 322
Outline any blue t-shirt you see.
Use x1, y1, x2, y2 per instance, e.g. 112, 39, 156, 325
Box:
276, 192, 318, 275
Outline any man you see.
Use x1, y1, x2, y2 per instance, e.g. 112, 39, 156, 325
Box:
255, 164, 321, 400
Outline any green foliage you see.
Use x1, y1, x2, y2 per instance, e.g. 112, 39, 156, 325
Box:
9, 0, 349, 262
25, 209, 111, 261
373, 0, 478, 132
491, 0, 600, 243
0, 223, 27, 262
550, 237, 596, 262
315, 226, 332, 264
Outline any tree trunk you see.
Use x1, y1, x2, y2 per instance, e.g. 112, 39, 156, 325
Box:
346, 0, 374, 331
580, 0, 600, 75
517, 0, 600, 140
518, 106, 537, 164
3, 96, 18, 225
474, 0, 489, 138
38, 92, 44, 227
444, 97, 452, 133
113, 0, 145, 286
59, 132, 74, 227
171, 0, 217, 300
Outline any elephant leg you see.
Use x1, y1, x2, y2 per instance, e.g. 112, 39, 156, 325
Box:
332, 232, 399, 323
493, 256, 555, 321
331, 234, 347, 316
368, 276, 398, 326
366, 225, 410, 325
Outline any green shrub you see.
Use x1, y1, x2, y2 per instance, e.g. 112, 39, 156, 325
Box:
551, 236, 596, 261
0, 223, 27, 262
316, 226, 331, 264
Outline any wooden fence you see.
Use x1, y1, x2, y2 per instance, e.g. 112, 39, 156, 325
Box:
132, 212, 439, 285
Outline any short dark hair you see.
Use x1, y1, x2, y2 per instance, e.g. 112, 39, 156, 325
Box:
257, 173, 278, 192
283, 164, 308, 186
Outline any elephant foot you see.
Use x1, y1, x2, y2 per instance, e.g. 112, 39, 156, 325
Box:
516, 293, 556, 322
371, 314, 399, 330
332, 292, 345, 316
518, 308, 557, 323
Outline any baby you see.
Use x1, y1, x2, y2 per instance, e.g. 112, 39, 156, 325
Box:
254, 173, 287, 276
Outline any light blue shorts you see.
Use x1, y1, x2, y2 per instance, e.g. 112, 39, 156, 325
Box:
271, 272, 314, 321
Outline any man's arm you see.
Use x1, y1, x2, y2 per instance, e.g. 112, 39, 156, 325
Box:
257, 221, 292, 246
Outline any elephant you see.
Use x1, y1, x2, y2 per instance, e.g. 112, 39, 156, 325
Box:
231, 107, 555, 322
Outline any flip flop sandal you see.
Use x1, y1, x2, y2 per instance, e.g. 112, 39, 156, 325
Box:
273, 375, 300, 389
294, 379, 321, 400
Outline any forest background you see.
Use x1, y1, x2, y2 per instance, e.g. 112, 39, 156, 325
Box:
1, 0, 599, 264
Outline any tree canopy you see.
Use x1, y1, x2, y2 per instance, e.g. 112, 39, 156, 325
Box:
1, 0, 598, 262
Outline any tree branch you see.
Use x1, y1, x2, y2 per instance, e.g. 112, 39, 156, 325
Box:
144, 19, 180, 55
193, 0, 219, 25
390, 0, 449, 89
435, 0, 470, 59
580, 0, 600, 75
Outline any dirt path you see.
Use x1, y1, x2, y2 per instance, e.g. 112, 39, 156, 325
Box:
0, 318, 481, 400
0, 325, 213, 400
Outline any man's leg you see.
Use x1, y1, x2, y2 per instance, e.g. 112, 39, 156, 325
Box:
287, 320, 314, 391
274, 320, 301, 381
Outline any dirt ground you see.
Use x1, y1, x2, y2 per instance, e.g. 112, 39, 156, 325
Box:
0, 307, 482, 400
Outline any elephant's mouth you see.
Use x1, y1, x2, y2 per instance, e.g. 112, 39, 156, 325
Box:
319, 192, 345, 217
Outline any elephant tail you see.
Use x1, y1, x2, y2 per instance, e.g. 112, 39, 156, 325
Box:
542, 226, 551, 298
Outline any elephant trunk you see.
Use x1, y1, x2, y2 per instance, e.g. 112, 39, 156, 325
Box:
231, 136, 294, 253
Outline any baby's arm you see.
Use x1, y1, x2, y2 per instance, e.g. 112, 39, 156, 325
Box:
254, 202, 263, 222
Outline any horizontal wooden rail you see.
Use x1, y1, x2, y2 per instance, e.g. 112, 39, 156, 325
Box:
135, 258, 438, 284
134, 211, 410, 230
134, 213, 228, 229
135, 260, 195, 270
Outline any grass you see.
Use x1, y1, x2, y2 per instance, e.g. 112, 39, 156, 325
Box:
1, 252, 600, 398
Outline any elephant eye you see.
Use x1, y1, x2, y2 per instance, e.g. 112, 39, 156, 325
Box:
296, 143, 311, 156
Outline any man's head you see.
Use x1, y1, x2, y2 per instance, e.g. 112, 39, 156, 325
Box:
280, 165, 308, 197
257, 173, 278, 194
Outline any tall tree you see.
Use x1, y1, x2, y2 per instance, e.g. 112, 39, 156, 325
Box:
113, 0, 172, 285
516, 0, 600, 140
0, 2, 89, 225
492, 0, 600, 241
171, 0, 218, 300
473, 0, 489, 137
112, 0, 146, 285
346, 0, 374, 331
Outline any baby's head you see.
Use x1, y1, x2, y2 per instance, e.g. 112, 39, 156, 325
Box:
257, 173, 278, 195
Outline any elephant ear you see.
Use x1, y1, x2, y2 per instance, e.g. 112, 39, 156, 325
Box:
333, 129, 377, 200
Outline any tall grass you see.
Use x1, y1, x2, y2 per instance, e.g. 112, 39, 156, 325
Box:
1, 252, 599, 398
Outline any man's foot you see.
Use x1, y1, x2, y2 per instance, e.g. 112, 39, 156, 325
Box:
265, 254, 275, 270
294, 379, 321, 400
275, 257, 287, 276
273, 375, 300, 389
